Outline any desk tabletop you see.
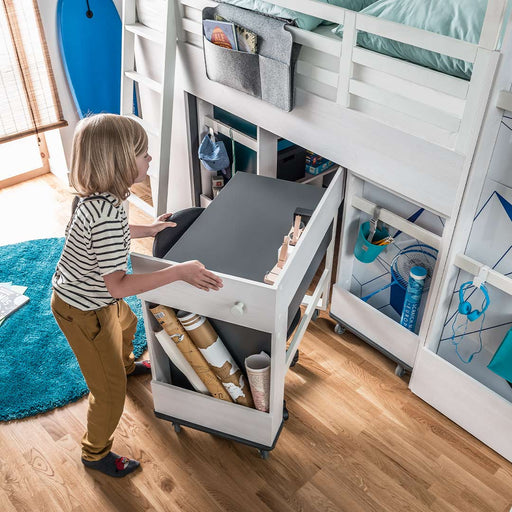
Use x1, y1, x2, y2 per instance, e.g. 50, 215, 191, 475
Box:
164, 172, 325, 282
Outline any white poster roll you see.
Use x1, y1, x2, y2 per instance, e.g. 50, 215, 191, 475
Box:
245, 351, 271, 413
154, 330, 209, 394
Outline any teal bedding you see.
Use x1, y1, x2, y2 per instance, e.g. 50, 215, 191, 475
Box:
332, 0, 488, 80
218, 0, 378, 31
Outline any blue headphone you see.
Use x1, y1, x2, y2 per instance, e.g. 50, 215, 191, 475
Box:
458, 281, 490, 322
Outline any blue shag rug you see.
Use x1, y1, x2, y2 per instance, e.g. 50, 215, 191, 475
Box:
0, 238, 147, 421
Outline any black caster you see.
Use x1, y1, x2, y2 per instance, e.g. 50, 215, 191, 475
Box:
334, 323, 345, 335
395, 365, 405, 378
290, 350, 299, 367
259, 449, 269, 460
172, 422, 181, 433
283, 400, 289, 421
312, 309, 319, 321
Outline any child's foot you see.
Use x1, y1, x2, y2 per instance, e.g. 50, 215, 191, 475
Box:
82, 452, 140, 478
128, 360, 151, 376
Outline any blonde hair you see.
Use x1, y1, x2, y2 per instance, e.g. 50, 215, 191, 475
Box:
69, 114, 148, 201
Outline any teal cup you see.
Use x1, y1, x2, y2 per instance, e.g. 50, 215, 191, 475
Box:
354, 221, 389, 263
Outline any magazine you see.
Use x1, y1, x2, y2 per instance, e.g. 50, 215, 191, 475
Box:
203, 19, 238, 51
214, 15, 258, 54
0, 284, 29, 323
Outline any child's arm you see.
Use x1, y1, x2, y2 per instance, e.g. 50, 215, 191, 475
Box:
130, 213, 176, 239
103, 260, 223, 298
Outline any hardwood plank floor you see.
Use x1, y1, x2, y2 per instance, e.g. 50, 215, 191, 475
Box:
1, 173, 511, 512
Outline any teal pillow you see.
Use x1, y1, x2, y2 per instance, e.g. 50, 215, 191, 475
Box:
327, 0, 377, 10
332, 0, 487, 79
219, 0, 324, 30
322, 1, 378, 25
219, 1, 378, 30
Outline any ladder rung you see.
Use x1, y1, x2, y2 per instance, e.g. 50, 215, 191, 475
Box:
125, 71, 163, 94
127, 193, 155, 217
127, 115, 159, 138
125, 23, 164, 44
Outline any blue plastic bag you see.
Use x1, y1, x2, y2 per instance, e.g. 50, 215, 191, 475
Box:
488, 327, 512, 382
198, 134, 230, 172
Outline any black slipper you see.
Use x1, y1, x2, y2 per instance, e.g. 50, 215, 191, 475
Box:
82, 452, 140, 478
128, 360, 151, 376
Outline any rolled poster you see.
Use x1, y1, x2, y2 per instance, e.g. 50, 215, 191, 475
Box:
245, 351, 271, 413
150, 305, 232, 402
154, 329, 209, 394
177, 311, 254, 408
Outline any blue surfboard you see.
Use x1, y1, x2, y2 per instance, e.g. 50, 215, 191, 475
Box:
57, 0, 122, 118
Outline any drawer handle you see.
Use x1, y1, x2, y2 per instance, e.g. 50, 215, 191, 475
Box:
231, 301, 245, 316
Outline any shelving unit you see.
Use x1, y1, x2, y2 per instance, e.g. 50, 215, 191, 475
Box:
411, 255, 512, 463
193, 99, 339, 206
331, 171, 446, 374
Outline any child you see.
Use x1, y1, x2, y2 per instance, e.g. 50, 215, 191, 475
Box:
51, 114, 223, 478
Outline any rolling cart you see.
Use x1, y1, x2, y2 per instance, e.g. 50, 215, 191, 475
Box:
131, 170, 344, 457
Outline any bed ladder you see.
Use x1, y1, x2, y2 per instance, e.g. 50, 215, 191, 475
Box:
120, 0, 177, 217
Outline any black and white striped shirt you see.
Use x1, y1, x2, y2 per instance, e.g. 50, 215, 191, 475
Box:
52, 193, 130, 310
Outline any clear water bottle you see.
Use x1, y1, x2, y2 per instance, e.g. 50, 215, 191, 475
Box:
400, 266, 427, 332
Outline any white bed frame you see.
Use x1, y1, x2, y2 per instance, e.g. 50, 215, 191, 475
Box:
122, 0, 512, 462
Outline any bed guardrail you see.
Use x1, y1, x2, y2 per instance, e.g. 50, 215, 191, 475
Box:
176, 0, 508, 154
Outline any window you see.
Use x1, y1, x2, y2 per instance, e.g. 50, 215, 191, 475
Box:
1, 0, 67, 187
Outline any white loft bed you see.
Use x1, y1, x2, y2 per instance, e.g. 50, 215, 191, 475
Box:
129, 0, 510, 219
123, 0, 512, 462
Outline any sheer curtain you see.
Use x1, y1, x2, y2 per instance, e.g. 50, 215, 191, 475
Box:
1, 0, 67, 144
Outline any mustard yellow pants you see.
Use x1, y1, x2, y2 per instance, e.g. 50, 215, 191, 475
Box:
51, 291, 138, 461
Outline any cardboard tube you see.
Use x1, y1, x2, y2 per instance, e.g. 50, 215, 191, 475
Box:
150, 305, 232, 402
245, 352, 271, 413
178, 311, 254, 408
154, 329, 209, 394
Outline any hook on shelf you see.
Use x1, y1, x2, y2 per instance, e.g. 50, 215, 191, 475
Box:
473, 265, 490, 289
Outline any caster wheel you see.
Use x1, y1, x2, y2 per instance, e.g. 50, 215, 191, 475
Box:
259, 450, 269, 460
283, 407, 289, 421
395, 365, 405, 378
334, 323, 345, 335
290, 350, 299, 367
173, 422, 181, 433
312, 309, 319, 321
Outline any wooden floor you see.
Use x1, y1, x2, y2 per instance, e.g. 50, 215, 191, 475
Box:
1, 174, 512, 512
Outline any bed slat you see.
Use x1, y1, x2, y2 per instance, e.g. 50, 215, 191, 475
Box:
353, 66, 466, 118
352, 47, 469, 100
349, 79, 461, 134
356, 14, 478, 64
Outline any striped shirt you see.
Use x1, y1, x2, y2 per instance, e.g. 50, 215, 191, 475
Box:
52, 193, 130, 310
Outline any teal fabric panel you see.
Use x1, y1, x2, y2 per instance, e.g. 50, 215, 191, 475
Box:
332, 0, 488, 80
488, 327, 512, 383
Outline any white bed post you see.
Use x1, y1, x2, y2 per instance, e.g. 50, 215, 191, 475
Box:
336, 10, 356, 108
256, 127, 278, 178
479, 0, 509, 50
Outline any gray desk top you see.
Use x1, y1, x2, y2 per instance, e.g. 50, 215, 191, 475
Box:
164, 172, 325, 282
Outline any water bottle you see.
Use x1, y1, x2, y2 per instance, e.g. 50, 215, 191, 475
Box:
400, 266, 427, 332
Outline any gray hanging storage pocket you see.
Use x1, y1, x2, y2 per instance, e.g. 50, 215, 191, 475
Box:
202, 4, 299, 111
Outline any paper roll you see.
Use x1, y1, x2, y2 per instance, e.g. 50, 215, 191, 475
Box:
178, 311, 254, 408
245, 352, 271, 413
150, 305, 232, 402
154, 330, 209, 394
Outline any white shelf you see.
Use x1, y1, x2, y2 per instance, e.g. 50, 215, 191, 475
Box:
297, 165, 338, 185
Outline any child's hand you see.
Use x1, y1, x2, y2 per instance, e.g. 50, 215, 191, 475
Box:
176, 260, 223, 291
151, 213, 177, 236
